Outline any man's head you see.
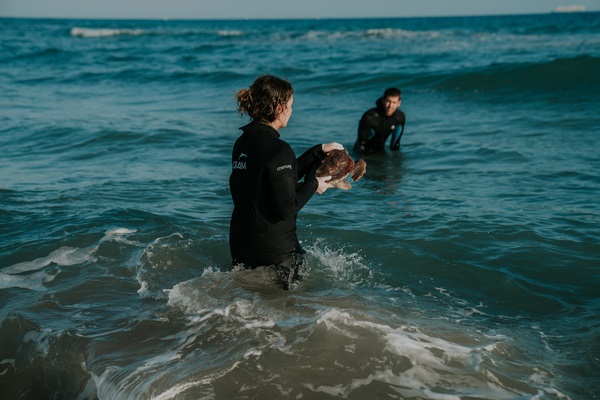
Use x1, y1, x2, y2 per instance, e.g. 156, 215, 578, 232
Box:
382, 87, 402, 117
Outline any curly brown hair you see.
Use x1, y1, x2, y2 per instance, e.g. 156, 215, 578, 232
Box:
236, 75, 294, 123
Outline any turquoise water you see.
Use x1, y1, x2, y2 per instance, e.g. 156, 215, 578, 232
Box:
1, 13, 599, 399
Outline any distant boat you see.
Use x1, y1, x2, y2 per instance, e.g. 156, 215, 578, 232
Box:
553, 5, 586, 13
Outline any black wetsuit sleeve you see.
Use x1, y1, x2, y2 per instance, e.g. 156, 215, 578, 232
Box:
390, 124, 404, 151
389, 112, 406, 151
297, 144, 324, 179
357, 113, 372, 150
266, 145, 318, 221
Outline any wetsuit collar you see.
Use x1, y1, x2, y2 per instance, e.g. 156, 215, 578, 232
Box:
376, 97, 385, 113
240, 120, 281, 138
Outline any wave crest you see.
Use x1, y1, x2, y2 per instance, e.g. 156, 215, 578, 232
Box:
420, 55, 600, 95
70, 27, 146, 38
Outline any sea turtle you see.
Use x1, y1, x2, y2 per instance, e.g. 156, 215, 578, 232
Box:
315, 149, 367, 190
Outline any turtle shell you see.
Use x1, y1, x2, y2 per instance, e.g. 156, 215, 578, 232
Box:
315, 149, 354, 181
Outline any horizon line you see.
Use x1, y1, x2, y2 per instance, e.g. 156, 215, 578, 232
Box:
0, 10, 595, 22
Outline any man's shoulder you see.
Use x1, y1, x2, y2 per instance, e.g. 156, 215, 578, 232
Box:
393, 109, 406, 123
361, 107, 380, 121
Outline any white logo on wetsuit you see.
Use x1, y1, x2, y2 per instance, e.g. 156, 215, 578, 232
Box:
233, 153, 248, 170
390, 125, 396, 131
233, 161, 247, 170
276, 164, 292, 171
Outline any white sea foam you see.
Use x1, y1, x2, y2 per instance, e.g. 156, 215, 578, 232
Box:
77, 373, 99, 400
0, 246, 94, 291
529, 368, 572, 399
92, 357, 180, 400
70, 27, 146, 38
148, 361, 242, 400
554, 5, 586, 13
134, 232, 186, 299
23, 328, 55, 358
90, 326, 243, 400
314, 308, 521, 399
101, 228, 139, 246
0, 359, 15, 377
300, 28, 440, 42
307, 241, 372, 286
149, 379, 206, 400
3, 246, 95, 275
167, 283, 278, 335
365, 28, 440, 39
217, 30, 244, 36
0, 268, 59, 291
105, 227, 137, 236
164, 276, 224, 314
0, 228, 135, 291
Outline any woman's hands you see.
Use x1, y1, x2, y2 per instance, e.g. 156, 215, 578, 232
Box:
317, 142, 344, 194
316, 175, 334, 194
322, 142, 344, 153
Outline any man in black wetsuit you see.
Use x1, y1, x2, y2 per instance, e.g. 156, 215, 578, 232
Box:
354, 87, 406, 154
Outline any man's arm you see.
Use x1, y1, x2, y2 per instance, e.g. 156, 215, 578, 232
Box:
390, 112, 406, 151
389, 124, 404, 151
355, 114, 374, 154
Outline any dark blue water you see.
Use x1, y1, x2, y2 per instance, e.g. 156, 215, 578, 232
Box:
1, 13, 599, 399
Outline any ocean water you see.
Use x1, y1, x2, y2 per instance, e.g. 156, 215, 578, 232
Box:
1, 13, 599, 400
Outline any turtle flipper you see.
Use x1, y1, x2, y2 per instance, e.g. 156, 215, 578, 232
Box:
332, 179, 352, 190
351, 159, 367, 181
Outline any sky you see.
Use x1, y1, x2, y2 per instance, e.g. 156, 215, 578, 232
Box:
1, 0, 599, 20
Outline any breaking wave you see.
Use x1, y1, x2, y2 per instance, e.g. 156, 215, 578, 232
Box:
70, 27, 148, 38
414, 55, 600, 95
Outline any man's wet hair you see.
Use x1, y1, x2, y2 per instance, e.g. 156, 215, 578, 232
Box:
383, 87, 402, 99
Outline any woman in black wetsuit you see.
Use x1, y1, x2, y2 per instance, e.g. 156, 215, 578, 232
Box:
229, 75, 342, 289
